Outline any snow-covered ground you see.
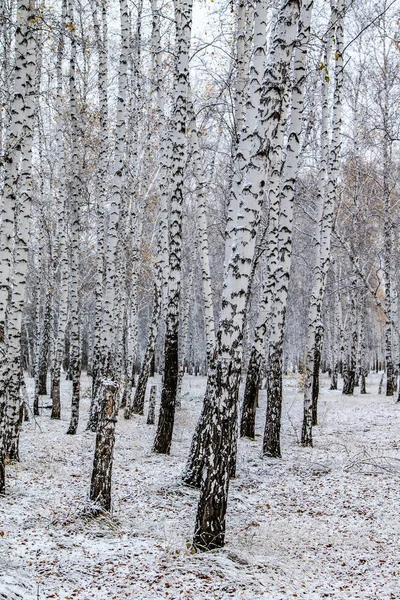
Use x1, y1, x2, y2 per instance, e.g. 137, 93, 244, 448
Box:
1, 372, 399, 599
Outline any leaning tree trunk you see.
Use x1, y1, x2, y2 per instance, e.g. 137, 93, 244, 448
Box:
153, 0, 193, 455
193, 0, 302, 552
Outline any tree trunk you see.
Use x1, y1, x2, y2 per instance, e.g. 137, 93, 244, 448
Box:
153, 0, 193, 454
312, 327, 323, 426
90, 380, 118, 512
86, 0, 112, 430
240, 347, 261, 439
147, 385, 157, 425
263, 0, 313, 457
66, 0, 82, 435
184, 0, 269, 489
0, 0, 37, 490
301, 0, 344, 445
193, 0, 302, 551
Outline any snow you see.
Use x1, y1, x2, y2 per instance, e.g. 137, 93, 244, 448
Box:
1, 372, 400, 599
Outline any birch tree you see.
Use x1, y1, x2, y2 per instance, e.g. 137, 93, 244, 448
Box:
153, 0, 193, 455
192, 0, 302, 551
183, 0, 269, 488
263, 0, 313, 458
301, 0, 345, 446
66, 0, 82, 435
0, 0, 37, 488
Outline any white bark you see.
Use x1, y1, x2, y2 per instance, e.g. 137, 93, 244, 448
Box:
188, 99, 216, 363
0, 0, 37, 483
66, 0, 82, 435
303, 0, 345, 444
224, 0, 268, 268
89, 0, 110, 427
153, 0, 193, 454
263, 0, 313, 458
193, 0, 302, 551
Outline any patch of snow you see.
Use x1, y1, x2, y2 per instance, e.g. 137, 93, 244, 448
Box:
0, 372, 399, 599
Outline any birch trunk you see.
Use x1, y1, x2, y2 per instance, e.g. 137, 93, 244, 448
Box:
263, 0, 313, 458
0, 0, 37, 436
0, 0, 37, 481
87, 0, 110, 429
359, 293, 367, 394
188, 100, 216, 364
343, 276, 358, 395
153, 0, 193, 455
66, 0, 82, 435
89, 380, 118, 512
50, 0, 69, 419
383, 140, 393, 396
193, 0, 302, 551
182, 0, 269, 489
301, 0, 344, 446
225, 0, 253, 264
240, 74, 292, 438
176, 252, 195, 405
125, 0, 168, 418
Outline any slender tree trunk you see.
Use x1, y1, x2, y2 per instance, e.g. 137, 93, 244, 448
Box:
301, 0, 344, 446
0, 0, 37, 490
66, 0, 82, 435
176, 249, 195, 405
188, 99, 216, 365
147, 385, 157, 425
311, 326, 323, 426
342, 278, 358, 396
153, 0, 193, 455
359, 293, 367, 394
125, 0, 167, 419
51, 0, 69, 421
86, 0, 111, 429
0, 0, 37, 470
263, 0, 313, 458
37, 287, 51, 396
240, 82, 290, 438
383, 144, 393, 397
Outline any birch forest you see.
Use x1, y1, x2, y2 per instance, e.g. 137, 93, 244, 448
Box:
1, 0, 400, 597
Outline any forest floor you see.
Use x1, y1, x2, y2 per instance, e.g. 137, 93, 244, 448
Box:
1, 372, 400, 600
